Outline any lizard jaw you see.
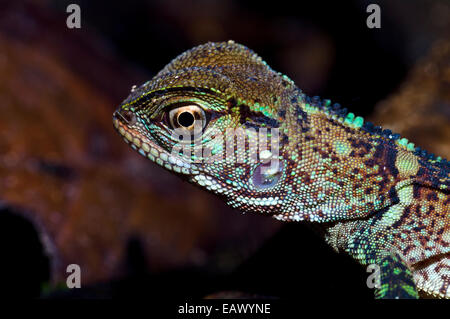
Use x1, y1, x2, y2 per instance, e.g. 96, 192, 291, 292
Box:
113, 113, 245, 199
113, 115, 198, 176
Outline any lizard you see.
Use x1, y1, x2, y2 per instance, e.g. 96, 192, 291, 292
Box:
113, 41, 450, 299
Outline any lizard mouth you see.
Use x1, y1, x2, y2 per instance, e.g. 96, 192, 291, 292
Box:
113, 111, 197, 176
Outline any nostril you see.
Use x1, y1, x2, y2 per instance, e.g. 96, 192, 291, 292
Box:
115, 109, 136, 125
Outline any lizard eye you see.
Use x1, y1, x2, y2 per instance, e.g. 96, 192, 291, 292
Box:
167, 104, 206, 131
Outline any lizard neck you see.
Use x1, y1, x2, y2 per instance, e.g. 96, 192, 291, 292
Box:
271, 90, 449, 223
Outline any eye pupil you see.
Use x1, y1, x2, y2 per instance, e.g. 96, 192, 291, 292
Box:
177, 111, 195, 127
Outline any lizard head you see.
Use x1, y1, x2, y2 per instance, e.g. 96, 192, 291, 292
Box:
114, 41, 435, 223
113, 41, 297, 216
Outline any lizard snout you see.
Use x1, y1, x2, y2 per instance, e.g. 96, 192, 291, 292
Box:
113, 108, 137, 126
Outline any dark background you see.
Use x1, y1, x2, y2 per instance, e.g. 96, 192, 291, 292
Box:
0, 0, 448, 300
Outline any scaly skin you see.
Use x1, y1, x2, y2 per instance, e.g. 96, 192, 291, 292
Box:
113, 41, 450, 299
